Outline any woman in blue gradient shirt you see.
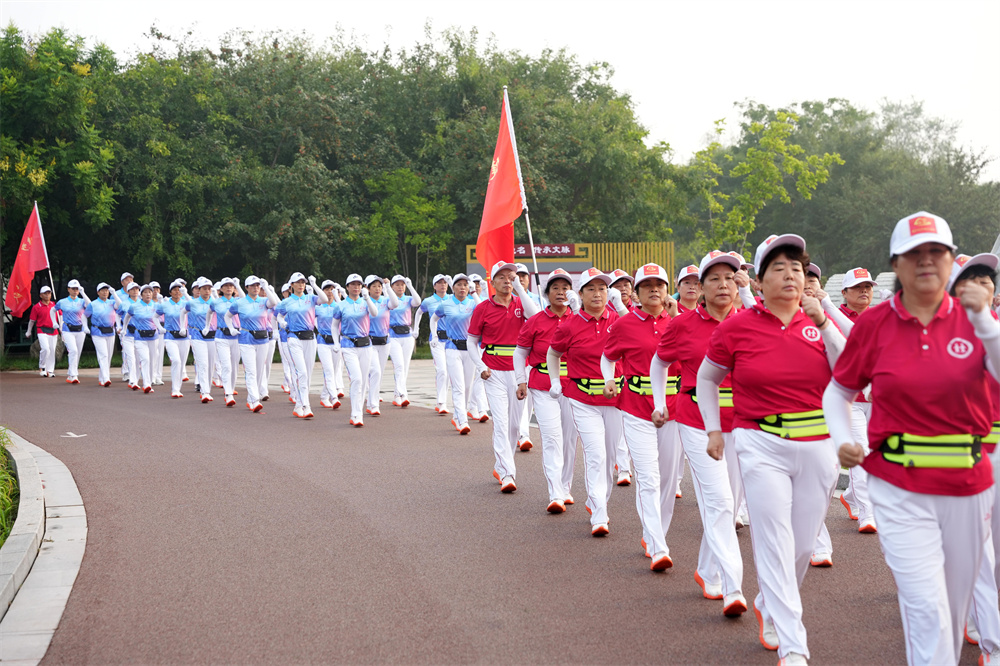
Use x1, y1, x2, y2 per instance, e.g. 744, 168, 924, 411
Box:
85, 282, 122, 387
333, 273, 378, 427
226, 275, 278, 413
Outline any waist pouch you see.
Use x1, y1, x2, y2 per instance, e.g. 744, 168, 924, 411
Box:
880, 433, 983, 469
221, 327, 235, 337
437, 329, 448, 340
169, 330, 188, 339
986, 421, 1000, 446
250, 329, 269, 340
392, 324, 411, 335
292, 330, 315, 340
573, 376, 623, 396
321, 334, 335, 345
138, 329, 156, 339
371, 335, 388, 346
39, 326, 56, 334
484, 344, 515, 357
626, 375, 678, 396
451, 339, 468, 351
97, 326, 114, 335
67, 324, 83, 332
688, 386, 734, 408
755, 410, 828, 439
535, 361, 567, 377
202, 330, 217, 339
350, 336, 371, 348
127, 324, 136, 334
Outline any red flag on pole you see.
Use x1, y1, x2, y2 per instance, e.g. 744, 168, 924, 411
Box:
477, 87, 527, 277
5, 203, 50, 317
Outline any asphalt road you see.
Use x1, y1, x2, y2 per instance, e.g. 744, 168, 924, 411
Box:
0, 370, 986, 664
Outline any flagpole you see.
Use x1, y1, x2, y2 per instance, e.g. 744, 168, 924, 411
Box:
523, 211, 542, 301
33, 202, 55, 294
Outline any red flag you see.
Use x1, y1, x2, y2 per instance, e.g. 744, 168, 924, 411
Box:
4, 203, 50, 317
477, 88, 527, 276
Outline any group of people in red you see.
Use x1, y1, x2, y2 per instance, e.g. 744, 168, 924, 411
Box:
467, 211, 999, 666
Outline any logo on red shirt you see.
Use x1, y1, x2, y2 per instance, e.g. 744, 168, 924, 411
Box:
908, 215, 937, 236
947, 337, 974, 359
802, 326, 821, 342
514, 308, 522, 317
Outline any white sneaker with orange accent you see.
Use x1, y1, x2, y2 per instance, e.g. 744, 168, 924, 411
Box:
500, 476, 516, 493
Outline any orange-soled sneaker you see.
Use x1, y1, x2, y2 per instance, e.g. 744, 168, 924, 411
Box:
130, 384, 140, 391
858, 518, 877, 534
459, 425, 471, 435
591, 523, 609, 537
650, 553, 673, 572
493, 470, 502, 483
641, 538, 651, 558
809, 553, 832, 568
393, 399, 404, 407
546, 500, 565, 514
225, 397, 236, 407
564, 495, 574, 505
294, 406, 306, 419
337, 391, 344, 399
65, 377, 74, 384
518, 438, 533, 452
233, 389, 238, 396
321, 399, 334, 409
171, 392, 183, 398
967, 620, 981, 646
331, 400, 341, 409
366, 408, 381, 416
438, 407, 450, 415
501, 476, 517, 493
352, 419, 364, 428
251, 402, 263, 413
303, 408, 314, 418
213, 380, 223, 388
479, 413, 490, 423
288, 395, 296, 403
143, 386, 154, 394
281, 384, 291, 394
102, 381, 112, 387
840, 494, 859, 520
754, 601, 779, 651
400, 399, 410, 407
694, 571, 723, 600
723, 592, 748, 617
202, 395, 214, 403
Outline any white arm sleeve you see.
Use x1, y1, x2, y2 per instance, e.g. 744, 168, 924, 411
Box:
696, 359, 730, 433
650, 354, 671, 417
364, 294, 378, 317
968, 307, 1000, 381
513, 281, 541, 317
234, 282, 245, 298
547, 347, 564, 396
513, 346, 530, 385
411, 308, 423, 336
407, 283, 422, 304
823, 381, 859, 446
224, 312, 237, 331
600, 354, 616, 383
820, 321, 847, 370
468, 334, 487, 374
738, 285, 756, 309
822, 297, 855, 335
386, 287, 400, 309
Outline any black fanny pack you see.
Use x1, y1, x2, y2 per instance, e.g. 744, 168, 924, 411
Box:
222, 327, 235, 337
391, 324, 411, 335
349, 336, 371, 347
127, 324, 136, 334
39, 326, 56, 334
371, 335, 388, 345
250, 329, 269, 340
321, 334, 335, 345
169, 330, 188, 339
98, 325, 114, 334
67, 324, 83, 332
437, 329, 448, 340
202, 330, 216, 339
451, 339, 468, 350
292, 330, 315, 340
138, 329, 156, 339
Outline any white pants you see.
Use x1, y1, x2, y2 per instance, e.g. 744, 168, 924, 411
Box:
622, 414, 683, 557
191, 338, 216, 398
679, 424, 744, 596
92, 334, 115, 384
286, 336, 317, 410
842, 402, 874, 522
278, 339, 294, 390
970, 448, 1000, 658
164, 337, 190, 394
38, 333, 58, 375
446, 348, 475, 427
470, 373, 488, 415
734, 428, 839, 660
430, 340, 449, 407
153, 332, 165, 382
389, 335, 415, 401
62, 330, 85, 378
518, 389, 533, 441
239, 343, 270, 406
333, 346, 344, 393
215, 337, 241, 398
316, 344, 340, 402
530, 389, 577, 502
367, 343, 390, 410
570, 400, 623, 526
869, 475, 993, 665
134, 337, 156, 389
484, 369, 523, 480
342, 346, 371, 422
120, 334, 135, 383
261, 337, 275, 399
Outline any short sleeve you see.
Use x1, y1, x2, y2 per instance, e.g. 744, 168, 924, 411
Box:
516, 315, 536, 349
549, 318, 572, 354
84, 303, 94, 317
420, 298, 431, 314
468, 302, 486, 337
602, 319, 625, 362
228, 302, 239, 315
656, 317, 679, 363
274, 301, 286, 316
331, 304, 343, 320
705, 319, 735, 370
832, 316, 877, 392
155, 303, 164, 316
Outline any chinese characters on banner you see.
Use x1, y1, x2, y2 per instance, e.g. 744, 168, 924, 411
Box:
514, 244, 575, 257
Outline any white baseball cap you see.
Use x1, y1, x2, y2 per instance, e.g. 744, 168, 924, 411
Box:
67, 279, 82, 289
676, 264, 700, 285
451, 272, 470, 285
753, 234, 806, 275
515, 263, 530, 275
140, 283, 153, 294
127, 282, 141, 292
578, 267, 611, 289
391, 274, 405, 285
96, 282, 111, 292
728, 252, 753, 272
698, 251, 741, 280
39, 285, 52, 294
608, 268, 634, 285
842, 267, 878, 289
633, 263, 670, 288
948, 253, 1000, 291
543, 268, 573, 292
175, 278, 187, 285
490, 261, 517, 280
364, 274, 381, 286
149, 281, 160, 289
219, 277, 236, 288
169, 279, 185, 291
468, 273, 484, 284
432, 273, 448, 286
345, 273, 363, 285
321, 279, 336, 289
244, 275, 261, 287
889, 211, 956, 257
807, 263, 822, 279
120, 272, 133, 282
288, 272, 306, 283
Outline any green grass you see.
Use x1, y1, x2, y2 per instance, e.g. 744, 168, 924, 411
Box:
0, 427, 19, 548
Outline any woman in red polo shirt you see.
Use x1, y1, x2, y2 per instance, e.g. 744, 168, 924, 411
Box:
514, 268, 579, 513
697, 234, 846, 665
826, 213, 1000, 666
547, 267, 621, 537
651, 250, 747, 614
601, 263, 679, 571
26, 285, 58, 377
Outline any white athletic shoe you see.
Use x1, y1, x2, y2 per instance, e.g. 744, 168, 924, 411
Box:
153, 379, 165, 386
754, 601, 779, 651
616, 471, 631, 486
591, 523, 609, 537
858, 517, 877, 533
500, 476, 517, 493
736, 511, 750, 529
777, 652, 808, 665
723, 592, 748, 617
967, 617, 982, 645
122, 375, 130, 382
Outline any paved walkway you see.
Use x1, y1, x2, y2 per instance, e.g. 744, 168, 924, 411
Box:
0, 362, 985, 664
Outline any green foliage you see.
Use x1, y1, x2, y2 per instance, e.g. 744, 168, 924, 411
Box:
0, 427, 19, 548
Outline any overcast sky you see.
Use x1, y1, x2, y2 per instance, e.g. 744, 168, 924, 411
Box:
4, 0, 999, 181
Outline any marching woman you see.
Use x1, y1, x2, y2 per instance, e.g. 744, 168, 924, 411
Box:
187, 277, 217, 403
650, 251, 747, 613
227, 276, 278, 413
430, 273, 479, 435
315, 280, 343, 410
55, 279, 90, 383
469, 262, 540, 492
85, 282, 122, 387
601, 263, 680, 571
120, 282, 142, 389
606, 270, 636, 486
388, 275, 422, 407
149, 281, 166, 386
365, 276, 399, 417
825, 213, 1000, 666
157, 279, 192, 398
698, 234, 845, 665
275, 273, 328, 419
546, 267, 621, 532
26, 285, 58, 377
123, 284, 165, 393
421, 274, 452, 414
514, 264, 540, 451
332, 273, 378, 427
514, 268, 579, 511
676, 265, 702, 312
212, 278, 243, 407
276, 283, 294, 396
